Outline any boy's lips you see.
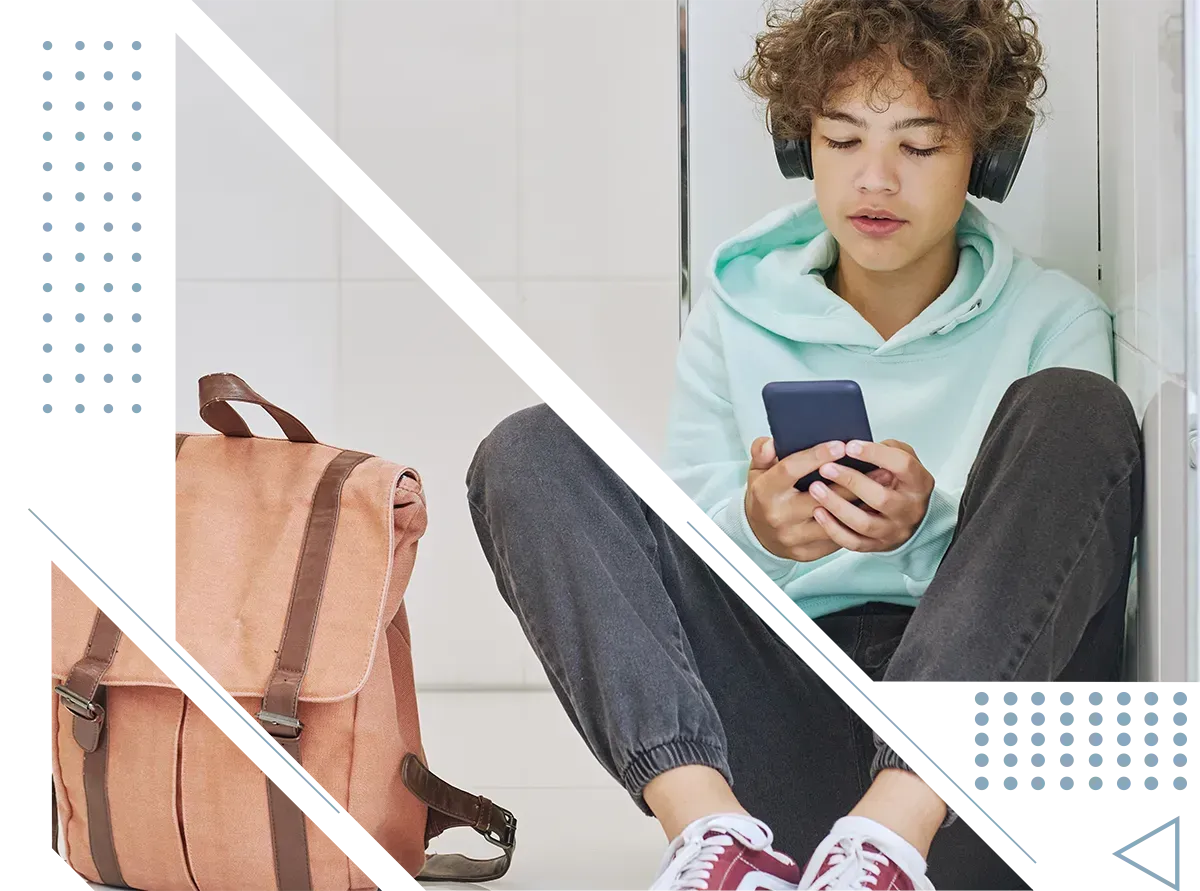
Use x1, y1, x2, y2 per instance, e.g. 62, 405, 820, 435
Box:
849, 216, 906, 237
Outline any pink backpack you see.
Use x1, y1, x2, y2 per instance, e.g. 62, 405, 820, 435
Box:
51, 372, 516, 890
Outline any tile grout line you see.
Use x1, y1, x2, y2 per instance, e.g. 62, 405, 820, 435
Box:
333, 0, 343, 444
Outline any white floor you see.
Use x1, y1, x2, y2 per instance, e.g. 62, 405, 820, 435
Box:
72, 689, 667, 890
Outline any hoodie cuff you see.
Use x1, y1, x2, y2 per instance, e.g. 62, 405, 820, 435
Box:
871, 487, 959, 584
710, 490, 796, 584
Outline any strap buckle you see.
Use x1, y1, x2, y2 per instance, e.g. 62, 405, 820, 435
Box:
256, 709, 303, 740
54, 684, 101, 722
483, 805, 517, 850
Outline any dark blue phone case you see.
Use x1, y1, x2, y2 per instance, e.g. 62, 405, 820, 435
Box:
761, 380, 878, 492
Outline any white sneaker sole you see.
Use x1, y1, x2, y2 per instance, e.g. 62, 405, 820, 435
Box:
736, 870, 800, 890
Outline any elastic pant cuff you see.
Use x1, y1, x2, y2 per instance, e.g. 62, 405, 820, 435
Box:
621, 738, 732, 816
871, 734, 958, 829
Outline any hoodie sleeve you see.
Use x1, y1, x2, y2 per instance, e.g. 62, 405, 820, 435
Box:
662, 290, 799, 582
872, 299, 1116, 586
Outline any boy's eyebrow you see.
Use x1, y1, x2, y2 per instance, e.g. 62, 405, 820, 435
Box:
819, 110, 943, 132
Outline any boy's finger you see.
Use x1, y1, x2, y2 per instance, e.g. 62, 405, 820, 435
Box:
750, 436, 777, 470
844, 440, 917, 478
867, 468, 895, 487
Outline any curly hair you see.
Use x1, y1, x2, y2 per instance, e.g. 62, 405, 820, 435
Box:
736, 0, 1048, 154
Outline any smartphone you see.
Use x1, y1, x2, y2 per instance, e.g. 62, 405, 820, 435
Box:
761, 380, 878, 492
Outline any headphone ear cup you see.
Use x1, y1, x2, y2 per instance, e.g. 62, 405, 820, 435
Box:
968, 120, 1034, 202
774, 137, 814, 180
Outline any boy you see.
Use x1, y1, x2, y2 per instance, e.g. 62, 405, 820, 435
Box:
466, 1, 1142, 888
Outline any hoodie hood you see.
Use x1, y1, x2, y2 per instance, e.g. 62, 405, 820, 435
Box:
708, 197, 1016, 355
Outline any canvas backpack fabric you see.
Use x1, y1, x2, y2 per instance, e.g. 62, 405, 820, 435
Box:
50, 372, 516, 890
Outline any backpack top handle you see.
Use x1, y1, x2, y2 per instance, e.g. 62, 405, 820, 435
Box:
198, 372, 318, 444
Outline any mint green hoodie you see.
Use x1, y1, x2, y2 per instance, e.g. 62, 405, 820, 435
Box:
663, 197, 1114, 619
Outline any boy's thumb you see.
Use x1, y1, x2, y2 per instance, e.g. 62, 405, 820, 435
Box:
750, 437, 775, 469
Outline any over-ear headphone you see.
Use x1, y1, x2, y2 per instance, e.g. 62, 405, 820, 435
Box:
772, 118, 1035, 203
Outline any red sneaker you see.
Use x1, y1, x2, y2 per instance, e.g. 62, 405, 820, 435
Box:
799, 817, 934, 890
650, 813, 801, 890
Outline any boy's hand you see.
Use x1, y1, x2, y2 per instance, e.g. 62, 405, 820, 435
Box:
744, 437, 893, 563
807, 439, 934, 552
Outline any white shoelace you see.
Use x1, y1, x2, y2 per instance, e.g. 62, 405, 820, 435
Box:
805, 837, 890, 890
650, 813, 775, 890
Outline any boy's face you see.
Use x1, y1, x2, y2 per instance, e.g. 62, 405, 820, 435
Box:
811, 63, 973, 275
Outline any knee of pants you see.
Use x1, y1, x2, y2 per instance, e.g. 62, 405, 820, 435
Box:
1005, 367, 1141, 455
466, 403, 580, 507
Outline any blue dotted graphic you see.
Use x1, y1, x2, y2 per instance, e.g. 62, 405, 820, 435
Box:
1089, 753, 1102, 766
1146, 777, 1159, 790
1004, 733, 1017, 746
1004, 753, 1017, 767
1061, 777, 1073, 790
1004, 692, 1017, 706
1003, 777, 1017, 790
1147, 692, 1159, 705
1175, 777, 1187, 790
1176, 693, 1188, 705
1117, 777, 1131, 789
1031, 777, 1044, 790
976, 753, 988, 766
1176, 713, 1188, 726
975, 777, 987, 790
1004, 713, 1017, 726
1118, 712, 1131, 725
1061, 713, 1074, 725
1146, 754, 1159, 766
1147, 733, 1159, 746
1031, 753, 1045, 767
1090, 733, 1103, 745
1147, 713, 1159, 726
1118, 733, 1131, 746
1032, 712, 1045, 725
976, 713, 988, 726
1118, 692, 1131, 705
1061, 753, 1074, 766
1061, 733, 1074, 746
1089, 692, 1103, 705
132, 405, 142, 413
1032, 733, 1045, 746
132, 374, 142, 383
1090, 712, 1102, 725
1118, 753, 1131, 767
1061, 692, 1074, 705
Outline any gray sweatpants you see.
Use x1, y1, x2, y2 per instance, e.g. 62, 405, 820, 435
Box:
465, 368, 1142, 890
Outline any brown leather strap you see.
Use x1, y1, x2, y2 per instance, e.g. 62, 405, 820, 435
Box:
256, 449, 371, 891
267, 736, 312, 891
52, 777, 58, 854
401, 754, 517, 883
198, 373, 318, 444
168, 434, 188, 468
84, 686, 125, 887
55, 610, 126, 888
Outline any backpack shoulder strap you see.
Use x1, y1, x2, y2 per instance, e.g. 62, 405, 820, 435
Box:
401, 754, 517, 883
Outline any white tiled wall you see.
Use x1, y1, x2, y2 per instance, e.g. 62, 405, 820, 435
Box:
1098, 0, 1190, 681
176, 0, 680, 689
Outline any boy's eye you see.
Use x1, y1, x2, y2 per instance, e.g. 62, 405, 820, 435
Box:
822, 137, 940, 158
